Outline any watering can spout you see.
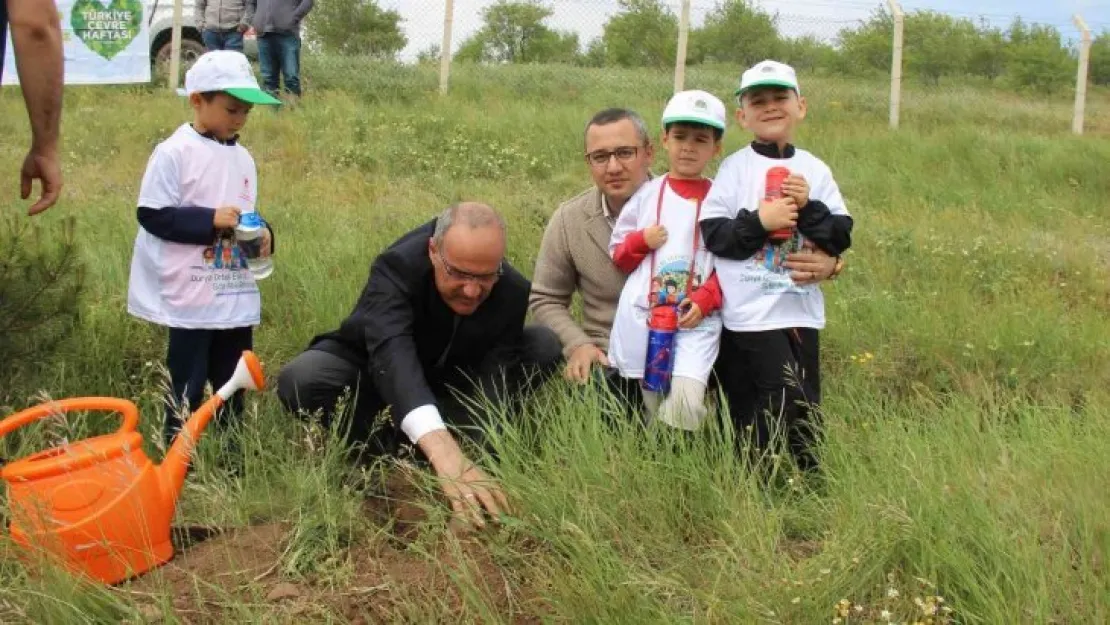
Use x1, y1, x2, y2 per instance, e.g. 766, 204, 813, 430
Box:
160, 351, 265, 499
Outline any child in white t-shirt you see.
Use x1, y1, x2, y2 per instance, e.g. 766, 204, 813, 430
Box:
607, 90, 727, 432
127, 50, 281, 446
699, 60, 854, 472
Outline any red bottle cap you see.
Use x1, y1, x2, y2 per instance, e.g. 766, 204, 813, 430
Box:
649, 305, 678, 331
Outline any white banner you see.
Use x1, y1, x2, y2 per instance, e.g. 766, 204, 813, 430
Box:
2, 0, 150, 85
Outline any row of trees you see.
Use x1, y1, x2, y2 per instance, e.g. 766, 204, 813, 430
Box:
310, 0, 1110, 90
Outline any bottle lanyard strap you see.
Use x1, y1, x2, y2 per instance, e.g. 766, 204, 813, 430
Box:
647, 175, 704, 309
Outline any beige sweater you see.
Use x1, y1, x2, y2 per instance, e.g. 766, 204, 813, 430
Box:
529, 186, 629, 358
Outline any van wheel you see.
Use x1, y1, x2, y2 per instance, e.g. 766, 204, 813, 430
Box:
154, 38, 207, 75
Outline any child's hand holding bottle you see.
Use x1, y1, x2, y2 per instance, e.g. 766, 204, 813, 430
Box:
214, 206, 242, 229
782, 174, 810, 209
758, 197, 798, 233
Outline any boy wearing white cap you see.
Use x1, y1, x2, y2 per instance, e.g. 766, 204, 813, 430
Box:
699, 60, 854, 472
607, 89, 727, 432
127, 50, 282, 447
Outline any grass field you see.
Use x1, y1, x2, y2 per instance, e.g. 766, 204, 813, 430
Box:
1, 58, 1110, 623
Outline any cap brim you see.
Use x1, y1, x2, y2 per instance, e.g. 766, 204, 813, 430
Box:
662, 115, 725, 131
734, 79, 799, 96
224, 87, 283, 105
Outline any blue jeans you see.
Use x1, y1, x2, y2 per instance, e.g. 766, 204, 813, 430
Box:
257, 32, 301, 97
202, 29, 245, 52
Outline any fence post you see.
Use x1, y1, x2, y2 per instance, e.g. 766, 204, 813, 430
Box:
168, 0, 184, 90
439, 0, 455, 95
887, 0, 904, 129
674, 0, 691, 93
1073, 14, 1092, 135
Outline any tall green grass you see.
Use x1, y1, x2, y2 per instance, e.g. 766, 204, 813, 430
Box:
0, 57, 1107, 622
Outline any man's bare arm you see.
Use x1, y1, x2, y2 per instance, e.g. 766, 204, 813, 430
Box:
10, 0, 64, 214
10, 0, 63, 153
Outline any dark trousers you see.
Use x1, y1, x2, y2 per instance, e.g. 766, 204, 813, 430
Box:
164, 326, 253, 446
597, 365, 646, 427
714, 327, 822, 472
202, 29, 245, 52
257, 32, 301, 96
275, 325, 563, 460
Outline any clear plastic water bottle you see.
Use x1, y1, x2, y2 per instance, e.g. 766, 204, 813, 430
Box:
235, 212, 273, 280
642, 305, 678, 394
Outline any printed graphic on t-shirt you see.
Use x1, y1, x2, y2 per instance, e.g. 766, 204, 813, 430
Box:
750, 231, 809, 294
194, 230, 254, 294
650, 257, 706, 307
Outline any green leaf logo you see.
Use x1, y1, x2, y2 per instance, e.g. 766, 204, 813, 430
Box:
71, 0, 143, 61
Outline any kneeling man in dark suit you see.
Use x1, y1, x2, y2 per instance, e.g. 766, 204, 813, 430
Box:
277, 202, 562, 527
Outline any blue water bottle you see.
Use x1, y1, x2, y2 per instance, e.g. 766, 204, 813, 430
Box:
642, 305, 679, 394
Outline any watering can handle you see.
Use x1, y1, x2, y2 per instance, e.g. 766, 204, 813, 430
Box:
0, 397, 140, 441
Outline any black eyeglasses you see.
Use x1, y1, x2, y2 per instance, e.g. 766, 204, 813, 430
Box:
584, 146, 640, 167
437, 248, 503, 285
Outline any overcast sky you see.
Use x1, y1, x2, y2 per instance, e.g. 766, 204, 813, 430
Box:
381, 0, 1110, 62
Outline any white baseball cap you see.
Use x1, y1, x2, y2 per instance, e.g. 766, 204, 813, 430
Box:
662, 89, 727, 131
177, 50, 282, 106
735, 59, 801, 97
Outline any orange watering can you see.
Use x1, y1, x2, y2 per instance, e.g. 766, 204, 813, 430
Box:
0, 350, 264, 585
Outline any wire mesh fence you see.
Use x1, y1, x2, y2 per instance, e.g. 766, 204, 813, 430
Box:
313, 0, 1109, 134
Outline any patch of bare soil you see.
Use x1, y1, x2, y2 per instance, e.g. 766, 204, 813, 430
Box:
121, 469, 541, 624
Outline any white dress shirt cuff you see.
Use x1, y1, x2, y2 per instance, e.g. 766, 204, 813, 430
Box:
400, 404, 447, 444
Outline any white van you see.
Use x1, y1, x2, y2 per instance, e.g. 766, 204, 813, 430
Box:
147, 0, 259, 70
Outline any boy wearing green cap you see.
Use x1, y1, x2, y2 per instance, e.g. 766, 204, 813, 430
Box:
607, 89, 728, 432
127, 50, 282, 447
699, 60, 854, 473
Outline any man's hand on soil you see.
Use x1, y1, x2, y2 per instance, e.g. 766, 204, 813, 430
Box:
418, 430, 510, 530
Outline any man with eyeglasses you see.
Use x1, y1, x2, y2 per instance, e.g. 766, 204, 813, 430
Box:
530, 108, 656, 398
277, 202, 562, 529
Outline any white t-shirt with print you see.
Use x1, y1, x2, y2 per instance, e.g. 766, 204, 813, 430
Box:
607, 176, 723, 385
700, 145, 849, 332
127, 124, 262, 329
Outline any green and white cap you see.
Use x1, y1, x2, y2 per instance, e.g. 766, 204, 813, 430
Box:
662, 89, 727, 131
178, 50, 282, 105
735, 59, 801, 97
